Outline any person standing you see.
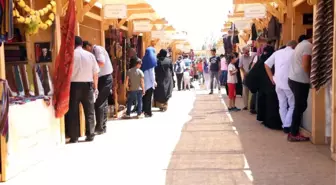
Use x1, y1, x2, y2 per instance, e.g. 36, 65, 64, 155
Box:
124, 58, 145, 118
141, 47, 157, 117
154, 49, 174, 111
83, 41, 113, 135
66, 36, 99, 143
219, 54, 228, 86
197, 59, 203, 84
208, 48, 221, 94
265, 40, 297, 133
227, 54, 240, 111
287, 35, 312, 142
174, 55, 185, 91
239, 46, 257, 112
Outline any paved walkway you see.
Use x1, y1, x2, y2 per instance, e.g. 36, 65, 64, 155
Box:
4, 88, 336, 185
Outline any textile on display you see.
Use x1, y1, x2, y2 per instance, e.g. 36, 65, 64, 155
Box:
311, 0, 334, 90
52, 0, 76, 118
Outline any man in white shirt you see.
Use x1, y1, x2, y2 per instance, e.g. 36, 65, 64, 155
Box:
287, 35, 312, 142
83, 41, 113, 135
265, 40, 297, 134
66, 36, 99, 143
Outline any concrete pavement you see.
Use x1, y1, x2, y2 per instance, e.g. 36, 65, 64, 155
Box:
3, 88, 336, 185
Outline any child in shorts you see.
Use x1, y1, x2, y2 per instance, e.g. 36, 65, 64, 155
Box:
227, 54, 241, 112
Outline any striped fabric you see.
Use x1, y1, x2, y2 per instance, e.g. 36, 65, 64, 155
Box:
311, 0, 334, 90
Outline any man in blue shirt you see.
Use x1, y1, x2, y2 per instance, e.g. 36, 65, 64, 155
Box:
183, 55, 192, 69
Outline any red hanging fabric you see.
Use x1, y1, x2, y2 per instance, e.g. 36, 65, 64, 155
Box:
52, 0, 76, 118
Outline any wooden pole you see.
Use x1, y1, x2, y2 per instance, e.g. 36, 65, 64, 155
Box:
100, 8, 105, 47
311, 2, 326, 144
331, 0, 336, 161
0, 43, 7, 182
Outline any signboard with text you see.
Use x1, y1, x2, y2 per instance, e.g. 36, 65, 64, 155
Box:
151, 31, 164, 39
133, 20, 153, 32
244, 4, 266, 18
104, 4, 127, 19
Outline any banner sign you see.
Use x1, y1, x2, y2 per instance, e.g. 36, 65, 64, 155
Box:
234, 20, 251, 30
133, 20, 153, 32
244, 4, 266, 18
104, 4, 127, 19
151, 31, 164, 39
176, 44, 184, 50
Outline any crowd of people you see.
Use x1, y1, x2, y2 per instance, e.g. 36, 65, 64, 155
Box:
199, 34, 312, 143
65, 34, 312, 144
65, 37, 175, 143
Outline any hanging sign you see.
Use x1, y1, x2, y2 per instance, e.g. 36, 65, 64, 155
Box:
133, 20, 153, 32
176, 44, 184, 50
161, 32, 173, 42
234, 20, 251, 30
151, 31, 164, 39
104, 4, 127, 19
173, 32, 187, 40
244, 4, 266, 18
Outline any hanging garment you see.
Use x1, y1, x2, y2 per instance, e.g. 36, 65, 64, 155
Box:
251, 23, 258, 41
52, 0, 76, 118
311, 0, 334, 90
223, 35, 233, 54
13, 65, 24, 96
0, 79, 9, 137
267, 16, 281, 40
19, 64, 30, 96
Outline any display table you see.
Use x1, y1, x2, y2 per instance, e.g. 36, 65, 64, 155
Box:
1, 99, 63, 181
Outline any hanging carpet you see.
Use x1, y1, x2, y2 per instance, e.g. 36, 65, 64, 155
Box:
311, 0, 334, 90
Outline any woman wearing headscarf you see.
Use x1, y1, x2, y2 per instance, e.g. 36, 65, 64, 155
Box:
153, 49, 174, 111
141, 47, 157, 117
244, 45, 282, 130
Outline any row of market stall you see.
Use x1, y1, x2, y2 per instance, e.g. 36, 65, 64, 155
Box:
220, 0, 335, 161
0, 0, 193, 182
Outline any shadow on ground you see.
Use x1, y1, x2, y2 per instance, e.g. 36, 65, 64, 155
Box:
164, 90, 336, 185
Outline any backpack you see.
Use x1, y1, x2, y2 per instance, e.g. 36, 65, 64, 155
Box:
175, 62, 182, 73
203, 62, 209, 73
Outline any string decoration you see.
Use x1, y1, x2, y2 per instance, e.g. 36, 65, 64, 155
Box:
12, 0, 56, 35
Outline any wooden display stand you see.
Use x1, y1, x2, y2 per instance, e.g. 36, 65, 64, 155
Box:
0, 0, 65, 181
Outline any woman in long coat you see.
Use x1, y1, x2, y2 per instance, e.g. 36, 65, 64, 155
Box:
244, 46, 282, 130
153, 49, 174, 111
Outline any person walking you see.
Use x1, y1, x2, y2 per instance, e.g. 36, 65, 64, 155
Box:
154, 49, 174, 111
141, 47, 157, 117
208, 48, 221, 94
174, 55, 185, 91
287, 35, 312, 142
203, 57, 210, 90
83, 41, 113, 135
65, 36, 99, 143
265, 40, 297, 133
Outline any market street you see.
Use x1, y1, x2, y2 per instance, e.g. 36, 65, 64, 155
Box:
3, 88, 336, 185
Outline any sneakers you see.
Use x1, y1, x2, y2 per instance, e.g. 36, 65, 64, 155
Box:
123, 114, 131, 119
209, 91, 213, 95
228, 107, 241, 112
242, 107, 248, 110
250, 110, 257, 114
283, 127, 290, 134
287, 133, 310, 142
137, 114, 145, 119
